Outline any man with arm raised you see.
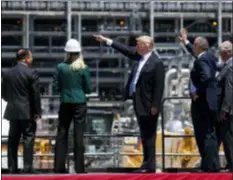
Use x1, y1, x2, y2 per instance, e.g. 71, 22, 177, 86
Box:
94, 34, 165, 173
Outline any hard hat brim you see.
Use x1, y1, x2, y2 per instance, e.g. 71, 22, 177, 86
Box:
64, 47, 81, 52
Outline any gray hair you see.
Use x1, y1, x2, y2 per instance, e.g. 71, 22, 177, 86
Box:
195, 36, 209, 51
219, 40, 232, 55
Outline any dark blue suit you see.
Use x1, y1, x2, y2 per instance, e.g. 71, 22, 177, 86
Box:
186, 43, 220, 172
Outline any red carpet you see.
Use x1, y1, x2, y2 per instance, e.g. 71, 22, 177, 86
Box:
2, 173, 232, 180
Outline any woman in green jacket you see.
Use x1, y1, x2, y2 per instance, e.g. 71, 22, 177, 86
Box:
53, 39, 91, 173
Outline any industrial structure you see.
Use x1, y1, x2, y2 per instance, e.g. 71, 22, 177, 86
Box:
1, 0, 233, 172
2, 0, 232, 97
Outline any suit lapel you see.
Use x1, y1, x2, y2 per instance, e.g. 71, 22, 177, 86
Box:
137, 53, 155, 83
217, 59, 232, 81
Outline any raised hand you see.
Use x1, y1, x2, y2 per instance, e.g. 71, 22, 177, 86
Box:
178, 28, 188, 44
93, 34, 109, 43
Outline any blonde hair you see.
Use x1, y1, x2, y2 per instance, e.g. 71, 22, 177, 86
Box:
70, 54, 86, 71
136, 35, 154, 49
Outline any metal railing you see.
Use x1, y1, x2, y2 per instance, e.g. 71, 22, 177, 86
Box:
161, 96, 192, 171
1, 96, 227, 171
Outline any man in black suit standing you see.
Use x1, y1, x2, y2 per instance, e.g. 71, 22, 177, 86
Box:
2, 49, 41, 173
179, 30, 220, 172
94, 35, 165, 173
216, 41, 233, 172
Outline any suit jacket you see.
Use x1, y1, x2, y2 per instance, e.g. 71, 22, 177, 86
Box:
216, 58, 232, 109
53, 61, 92, 103
2, 63, 41, 120
185, 42, 218, 110
111, 41, 165, 116
221, 61, 233, 115
191, 52, 218, 110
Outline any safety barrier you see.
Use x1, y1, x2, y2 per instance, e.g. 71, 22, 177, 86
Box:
1, 96, 226, 172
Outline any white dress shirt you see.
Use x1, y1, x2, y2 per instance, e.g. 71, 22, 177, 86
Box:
105, 38, 152, 95
129, 52, 152, 94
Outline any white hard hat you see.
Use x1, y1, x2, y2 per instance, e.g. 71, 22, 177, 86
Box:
64, 39, 82, 52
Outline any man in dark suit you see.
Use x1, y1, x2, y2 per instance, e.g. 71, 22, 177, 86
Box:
216, 41, 233, 172
94, 35, 165, 173
2, 49, 41, 173
179, 30, 220, 172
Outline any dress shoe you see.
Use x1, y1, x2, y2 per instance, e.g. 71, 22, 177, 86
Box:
221, 169, 233, 173
54, 169, 69, 174
21, 169, 38, 174
8, 169, 20, 174
134, 169, 155, 173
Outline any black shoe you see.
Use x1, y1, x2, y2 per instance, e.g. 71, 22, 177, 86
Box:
134, 169, 155, 173
221, 169, 233, 173
8, 169, 20, 174
21, 169, 38, 174
54, 169, 69, 174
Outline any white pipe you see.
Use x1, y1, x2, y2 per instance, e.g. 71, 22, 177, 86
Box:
164, 69, 177, 97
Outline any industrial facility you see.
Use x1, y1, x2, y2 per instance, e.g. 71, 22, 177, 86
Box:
1, 0, 233, 172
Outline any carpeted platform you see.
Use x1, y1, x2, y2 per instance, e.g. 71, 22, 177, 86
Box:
2, 173, 233, 180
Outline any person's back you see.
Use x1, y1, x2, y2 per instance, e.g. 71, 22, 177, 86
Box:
2, 49, 41, 173
3, 63, 40, 120
192, 52, 218, 93
55, 61, 91, 103
53, 39, 91, 173
4, 64, 32, 113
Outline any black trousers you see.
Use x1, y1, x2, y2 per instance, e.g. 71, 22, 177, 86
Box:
54, 103, 86, 173
137, 115, 158, 171
8, 119, 37, 173
216, 115, 233, 171
191, 98, 220, 172
133, 99, 158, 171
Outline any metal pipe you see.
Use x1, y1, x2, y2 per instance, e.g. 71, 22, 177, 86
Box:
78, 14, 82, 45
180, 13, 184, 34
66, 0, 72, 40
218, 1, 222, 46
1, 152, 224, 157
0, 0, 227, 3
23, 14, 29, 48
3, 11, 231, 18
164, 69, 177, 97
150, 1, 154, 39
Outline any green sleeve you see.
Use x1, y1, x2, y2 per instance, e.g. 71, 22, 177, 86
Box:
52, 66, 61, 95
83, 67, 92, 94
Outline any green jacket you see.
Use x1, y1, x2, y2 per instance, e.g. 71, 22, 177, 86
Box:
53, 62, 92, 103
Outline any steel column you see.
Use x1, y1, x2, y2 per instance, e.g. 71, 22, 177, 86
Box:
150, 1, 154, 39
78, 14, 82, 45
23, 14, 30, 48
66, 0, 72, 40
218, 1, 222, 46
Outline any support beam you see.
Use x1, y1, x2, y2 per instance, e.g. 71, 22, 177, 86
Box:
218, 1, 222, 47
180, 14, 184, 31
2, 11, 232, 19
29, 16, 34, 48
23, 14, 30, 48
150, 1, 154, 39
231, 16, 233, 35
66, 1, 72, 40
78, 15, 82, 45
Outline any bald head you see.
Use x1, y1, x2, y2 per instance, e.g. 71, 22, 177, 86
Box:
16, 49, 31, 61
16, 48, 33, 65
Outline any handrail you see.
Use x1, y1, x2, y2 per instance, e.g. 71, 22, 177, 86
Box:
161, 96, 191, 172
